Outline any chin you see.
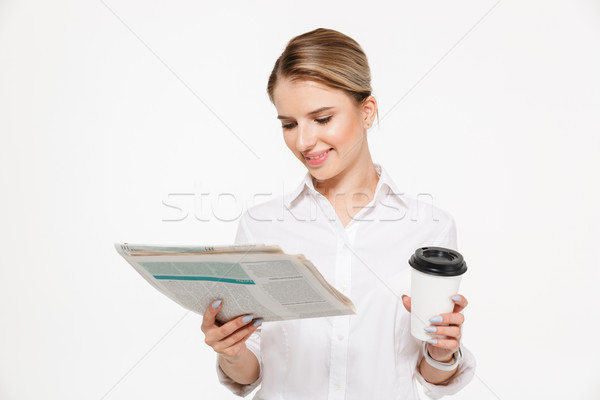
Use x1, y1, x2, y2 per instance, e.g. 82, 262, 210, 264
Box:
309, 166, 336, 180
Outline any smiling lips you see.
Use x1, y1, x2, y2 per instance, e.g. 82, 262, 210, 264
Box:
303, 148, 333, 166
303, 148, 333, 159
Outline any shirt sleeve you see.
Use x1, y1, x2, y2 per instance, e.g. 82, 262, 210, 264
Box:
414, 216, 477, 399
215, 211, 264, 397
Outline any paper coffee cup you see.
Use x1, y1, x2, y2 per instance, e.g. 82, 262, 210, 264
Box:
408, 247, 467, 341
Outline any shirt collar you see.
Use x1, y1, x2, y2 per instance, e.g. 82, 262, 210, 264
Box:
283, 162, 406, 209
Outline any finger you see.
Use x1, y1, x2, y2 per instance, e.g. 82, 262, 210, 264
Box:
215, 319, 263, 351
401, 295, 411, 313
426, 337, 460, 351
217, 314, 257, 339
201, 299, 222, 332
451, 294, 469, 313
424, 325, 461, 340
218, 329, 260, 360
428, 312, 465, 326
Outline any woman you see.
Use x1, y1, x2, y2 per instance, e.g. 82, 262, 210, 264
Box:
201, 28, 476, 399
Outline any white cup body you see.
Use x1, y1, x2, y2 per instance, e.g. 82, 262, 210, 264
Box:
410, 268, 463, 341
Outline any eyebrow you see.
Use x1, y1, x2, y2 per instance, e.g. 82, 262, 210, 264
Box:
277, 106, 336, 120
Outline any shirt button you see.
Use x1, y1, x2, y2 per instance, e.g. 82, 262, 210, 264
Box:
335, 383, 341, 390
337, 334, 344, 341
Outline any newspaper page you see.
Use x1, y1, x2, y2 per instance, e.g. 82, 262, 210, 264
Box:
115, 243, 356, 323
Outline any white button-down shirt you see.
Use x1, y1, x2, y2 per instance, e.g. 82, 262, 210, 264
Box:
216, 163, 476, 399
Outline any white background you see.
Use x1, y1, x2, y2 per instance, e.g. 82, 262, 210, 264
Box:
1, 1, 599, 399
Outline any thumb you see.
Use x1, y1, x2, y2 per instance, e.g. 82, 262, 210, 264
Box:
201, 299, 222, 331
401, 295, 411, 313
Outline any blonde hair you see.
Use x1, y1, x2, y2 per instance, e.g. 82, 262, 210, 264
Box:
267, 28, 379, 126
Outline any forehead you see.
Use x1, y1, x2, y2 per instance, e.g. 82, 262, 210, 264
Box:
273, 78, 352, 114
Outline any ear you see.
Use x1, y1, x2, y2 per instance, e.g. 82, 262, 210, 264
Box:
361, 95, 377, 127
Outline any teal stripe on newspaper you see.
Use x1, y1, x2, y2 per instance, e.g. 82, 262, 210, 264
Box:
153, 275, 255, 284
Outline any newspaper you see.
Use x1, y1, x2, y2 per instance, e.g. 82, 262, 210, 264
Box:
115, 243, 356, 323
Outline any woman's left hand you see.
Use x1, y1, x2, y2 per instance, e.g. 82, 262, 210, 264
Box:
401, 294, 468, 362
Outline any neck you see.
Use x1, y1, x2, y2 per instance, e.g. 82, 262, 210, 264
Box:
312, 157, 379, 204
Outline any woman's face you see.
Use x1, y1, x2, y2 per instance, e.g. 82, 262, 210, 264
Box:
272, 78, 374, 182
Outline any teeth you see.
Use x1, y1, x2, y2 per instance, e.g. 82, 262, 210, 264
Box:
307, 150, 330, 159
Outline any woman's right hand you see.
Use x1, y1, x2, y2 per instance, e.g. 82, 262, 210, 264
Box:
201, 300, 263, 363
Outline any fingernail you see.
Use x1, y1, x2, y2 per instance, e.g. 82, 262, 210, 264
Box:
242, 315, 254, 323
452, 295, 461, 302
253, 318, 264, 327
424, 326, 437, 333
429, 316, 443, 323
212, 300, 221, 309
426, 339, 438, 345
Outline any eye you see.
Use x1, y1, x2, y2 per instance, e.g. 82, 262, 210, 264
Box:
281, 116, 332, 131
316, 116, 332, 125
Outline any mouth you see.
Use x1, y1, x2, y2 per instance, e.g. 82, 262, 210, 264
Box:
303, 148, 333, 165
303, 148, 333, 160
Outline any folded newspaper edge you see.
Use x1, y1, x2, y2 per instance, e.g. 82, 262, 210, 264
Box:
115, 242, 356, 323
117, 243, 285, 256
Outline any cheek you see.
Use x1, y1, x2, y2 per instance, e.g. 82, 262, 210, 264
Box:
283, 133, 301, 155
323, 119, 360, 147
282, 133, 294, 149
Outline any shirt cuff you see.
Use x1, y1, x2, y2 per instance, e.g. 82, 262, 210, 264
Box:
215, 343, 263, 397
415, 343, 477, 399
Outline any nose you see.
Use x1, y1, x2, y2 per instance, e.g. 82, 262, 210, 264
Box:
295, 122, 317, 152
